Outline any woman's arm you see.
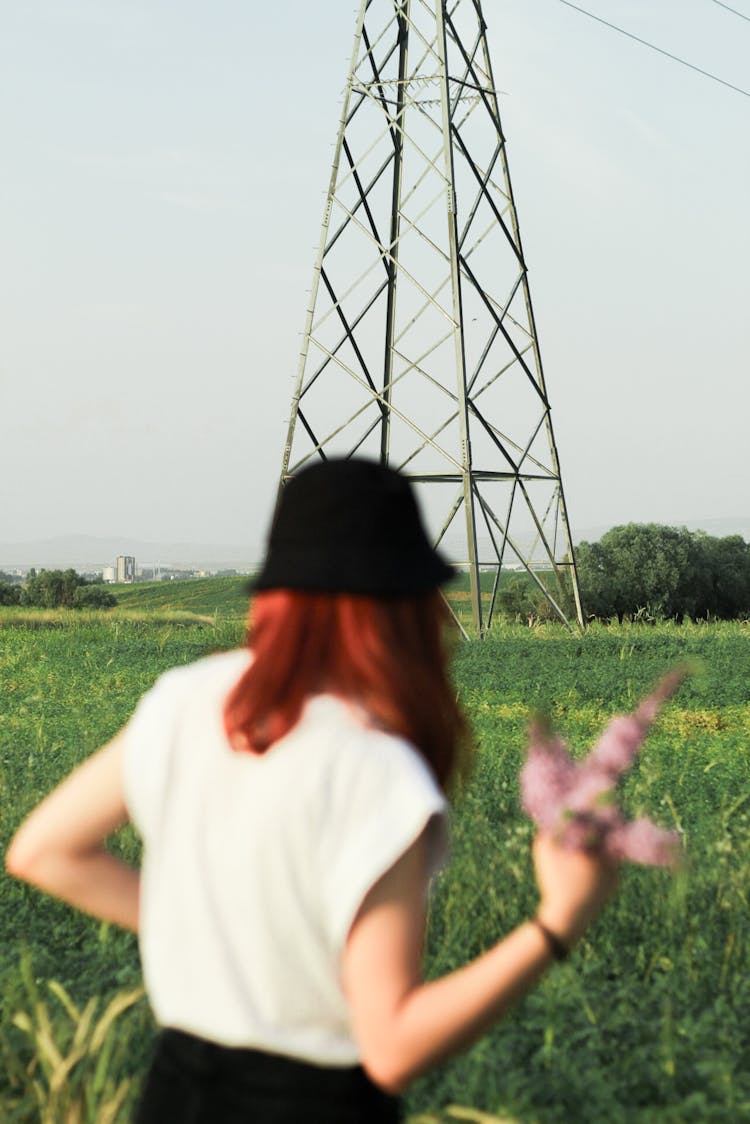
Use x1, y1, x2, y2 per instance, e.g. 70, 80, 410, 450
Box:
341, 830, 616, 1094
5, 734, 140, 933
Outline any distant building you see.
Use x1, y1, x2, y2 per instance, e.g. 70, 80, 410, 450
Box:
102, 566, 116, 583
116, 555, 136, 583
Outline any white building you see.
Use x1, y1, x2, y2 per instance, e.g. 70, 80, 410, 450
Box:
116, 555, 136, 583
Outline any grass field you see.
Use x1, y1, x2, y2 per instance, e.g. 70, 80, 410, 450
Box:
109, 575, 250, 620
1, 587, 749, 1121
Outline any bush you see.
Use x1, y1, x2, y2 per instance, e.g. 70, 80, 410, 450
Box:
0, 582, 21, 606
73, 586, 118, 610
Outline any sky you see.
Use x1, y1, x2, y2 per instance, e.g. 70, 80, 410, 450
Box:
1, 0, 748, 553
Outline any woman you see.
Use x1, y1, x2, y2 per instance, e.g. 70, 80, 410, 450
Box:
6, 459, 617, 1123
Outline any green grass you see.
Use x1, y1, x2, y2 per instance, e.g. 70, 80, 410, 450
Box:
1, 608, 749, 1120
0, 568, 560, 635
108, 575, 250, 619
411, 626, 750, 1122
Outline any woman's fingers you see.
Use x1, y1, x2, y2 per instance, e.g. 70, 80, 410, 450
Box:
532, 832, 619, 945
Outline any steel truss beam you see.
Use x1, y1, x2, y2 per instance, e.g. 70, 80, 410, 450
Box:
281, 0, 584, 634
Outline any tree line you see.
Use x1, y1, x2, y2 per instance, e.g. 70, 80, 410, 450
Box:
0, 569, 117, 609
3, 526, 748, 621
575, 524, 750, 621
497, 524, 750, 623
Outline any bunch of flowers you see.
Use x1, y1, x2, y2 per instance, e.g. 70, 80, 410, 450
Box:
520, 668, 688, 867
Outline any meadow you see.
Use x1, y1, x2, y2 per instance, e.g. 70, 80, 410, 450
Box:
1, 582, 749, 1121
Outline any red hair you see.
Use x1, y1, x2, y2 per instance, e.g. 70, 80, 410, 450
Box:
223, 590, 470, 792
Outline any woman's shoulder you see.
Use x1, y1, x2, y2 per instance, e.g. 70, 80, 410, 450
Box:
149, 648, 252, 699
299, 695, 445, 801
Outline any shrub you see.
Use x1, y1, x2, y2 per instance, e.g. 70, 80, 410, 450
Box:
73, 586, 118, 610
0, 581, 21, 606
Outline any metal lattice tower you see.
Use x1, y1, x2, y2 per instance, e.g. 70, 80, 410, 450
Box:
282, 0, 584, 634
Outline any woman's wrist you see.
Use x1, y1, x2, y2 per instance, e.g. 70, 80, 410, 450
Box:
530, 916, 569, 961
535, 901, 587, 949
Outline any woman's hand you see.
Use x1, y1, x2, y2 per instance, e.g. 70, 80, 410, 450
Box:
533, 831, 619, 948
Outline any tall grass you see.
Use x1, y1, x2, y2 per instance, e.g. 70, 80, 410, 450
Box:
2, 953, 145, 1123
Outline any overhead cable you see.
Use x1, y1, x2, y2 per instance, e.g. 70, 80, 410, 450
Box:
710, 0, 750, 24
556, 0, 750, 99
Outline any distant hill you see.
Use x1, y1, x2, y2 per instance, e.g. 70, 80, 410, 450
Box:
0, 534, 262, 571
2, 517, 747, 571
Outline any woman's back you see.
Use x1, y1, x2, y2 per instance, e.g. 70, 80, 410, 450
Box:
124, 649, 447, 1062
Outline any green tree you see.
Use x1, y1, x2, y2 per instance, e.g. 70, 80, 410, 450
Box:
0, 581, 21, 605
72, 586, 117, 610
21, 568, 86, 609
576, 524, 750, 621
572, 540, 612, 618
577, 524, 692, 620
702, 534, 750, 618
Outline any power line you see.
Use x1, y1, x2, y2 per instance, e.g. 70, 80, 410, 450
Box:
556, 0, 750, 100
710, 0, 750, 24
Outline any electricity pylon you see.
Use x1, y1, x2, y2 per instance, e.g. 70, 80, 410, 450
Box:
281, 0, 584, 634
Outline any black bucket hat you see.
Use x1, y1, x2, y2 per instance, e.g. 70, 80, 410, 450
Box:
251, 458, 454, 597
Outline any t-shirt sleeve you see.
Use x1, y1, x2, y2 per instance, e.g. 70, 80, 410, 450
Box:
120, 668, 187, 841
319, 732, 449, 953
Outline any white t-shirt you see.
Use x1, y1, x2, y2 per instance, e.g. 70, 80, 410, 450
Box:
121, 649, 448, 1065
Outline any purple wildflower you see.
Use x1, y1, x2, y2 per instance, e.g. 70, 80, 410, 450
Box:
520, 668, 688, 868
587, 715, 645, 779
606, 818, 681, 867
521, 724, 575, 830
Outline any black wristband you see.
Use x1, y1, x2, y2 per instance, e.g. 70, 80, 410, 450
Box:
532, 917, 570, 961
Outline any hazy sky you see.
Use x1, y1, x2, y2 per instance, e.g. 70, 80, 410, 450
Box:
1, 0, 748, 548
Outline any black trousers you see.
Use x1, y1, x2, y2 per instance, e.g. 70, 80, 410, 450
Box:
134, 1028, 402, 1123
